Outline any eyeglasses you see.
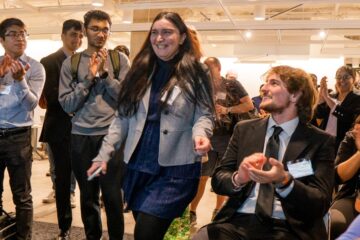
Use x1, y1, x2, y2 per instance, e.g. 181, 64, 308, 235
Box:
4, 31, 29, 39
87, 27, 110, 35
335, 74, 352, 81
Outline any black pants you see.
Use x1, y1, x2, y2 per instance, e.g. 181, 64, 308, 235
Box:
132, 211, 173, 240
206, 213, 299, 240
71, 134, 124, 240
0, 161, 5, 210
0, 128, 33, 240
329, 197, 358, 240
48, 140, 72, 232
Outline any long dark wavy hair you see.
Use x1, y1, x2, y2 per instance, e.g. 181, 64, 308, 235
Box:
117, 12, 214, 117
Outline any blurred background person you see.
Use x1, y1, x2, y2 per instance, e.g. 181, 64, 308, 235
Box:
329, 115, 360, 240
114, 44, 130, 58
313, 66, 360, 150
189, 57, 254, 226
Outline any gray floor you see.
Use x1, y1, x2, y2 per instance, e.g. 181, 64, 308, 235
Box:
2, 150, 217, 238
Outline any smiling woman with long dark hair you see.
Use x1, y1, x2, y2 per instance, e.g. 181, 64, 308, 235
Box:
313, 66, 360, 150
87, 11, 214, 240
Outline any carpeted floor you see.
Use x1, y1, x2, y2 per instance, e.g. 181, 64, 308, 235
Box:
33, 221, 133, 240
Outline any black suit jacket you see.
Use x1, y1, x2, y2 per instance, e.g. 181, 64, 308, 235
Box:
211, 117, 335, 240
39, 49, 71, 143
333, 131, 359, 201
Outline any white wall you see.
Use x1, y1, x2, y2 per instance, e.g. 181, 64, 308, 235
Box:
218, 57, 344, 98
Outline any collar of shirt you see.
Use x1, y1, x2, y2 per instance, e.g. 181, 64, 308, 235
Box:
18, 54, 28, 65
265, 116, 299, 161
61, 48, 72, 58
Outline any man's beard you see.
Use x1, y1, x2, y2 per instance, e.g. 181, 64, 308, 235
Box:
260, 98, 291, 114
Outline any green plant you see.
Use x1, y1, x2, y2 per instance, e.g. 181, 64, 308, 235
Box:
164, 208, 190, 240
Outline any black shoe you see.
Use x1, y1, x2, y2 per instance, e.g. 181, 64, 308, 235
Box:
57, 230, 70, 240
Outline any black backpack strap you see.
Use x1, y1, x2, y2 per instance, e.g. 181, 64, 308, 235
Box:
70, 52, 82, 83
109, 49, 121, 78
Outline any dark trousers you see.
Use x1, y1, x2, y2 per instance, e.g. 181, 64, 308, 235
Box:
0, 161, 5, 209
0, 128, 33, 240
329, 197, 358, 240
71, 134, 124, 240
132, 211, 173, 240
48, 140, 72, 232
206, 213, 299, 240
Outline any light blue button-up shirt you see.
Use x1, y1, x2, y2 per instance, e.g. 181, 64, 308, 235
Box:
237, 116, 299, 219
0, 54, 45, 128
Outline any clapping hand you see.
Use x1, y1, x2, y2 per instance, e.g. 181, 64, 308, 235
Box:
0, 54, 13, 78
318, 76, 328, 102
11, 59, 30, 81
88, 49, 108, 80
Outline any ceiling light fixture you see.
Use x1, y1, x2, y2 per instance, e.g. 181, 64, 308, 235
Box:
319, 30, 327, 39
244, 30, 252, 39
254, 5, 266, 21
92, 0, 104, 7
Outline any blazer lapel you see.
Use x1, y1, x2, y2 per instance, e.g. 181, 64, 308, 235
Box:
141, 68, 156, 114
283, 123, 311, 166
142, 86, 151, 114
250, 118, 268, 153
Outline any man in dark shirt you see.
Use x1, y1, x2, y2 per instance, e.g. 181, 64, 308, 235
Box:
39, 19, 83, 240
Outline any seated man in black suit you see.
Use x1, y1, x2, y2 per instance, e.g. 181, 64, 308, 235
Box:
192, 65, 335, 240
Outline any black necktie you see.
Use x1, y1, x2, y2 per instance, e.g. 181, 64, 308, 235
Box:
255, 126, 283, 221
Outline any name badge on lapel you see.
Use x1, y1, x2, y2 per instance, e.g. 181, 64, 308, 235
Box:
161, 85, 181, 106
287, 158, 314, 178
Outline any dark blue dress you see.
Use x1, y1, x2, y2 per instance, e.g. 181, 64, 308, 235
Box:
123, 58, 201, 219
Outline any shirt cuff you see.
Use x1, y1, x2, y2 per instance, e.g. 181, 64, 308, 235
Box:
275, 180, 294, 197
231, 171, 246, 192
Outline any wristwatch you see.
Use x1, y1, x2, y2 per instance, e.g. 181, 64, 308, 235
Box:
274, 173, 293, 189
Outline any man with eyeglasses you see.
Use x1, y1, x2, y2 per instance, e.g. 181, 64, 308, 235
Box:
59, 10, 130, 240
0, 18, 45, 240
39, 19, 84, 240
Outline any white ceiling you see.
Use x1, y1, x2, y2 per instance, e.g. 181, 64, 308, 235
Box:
1, 0, 360, 63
